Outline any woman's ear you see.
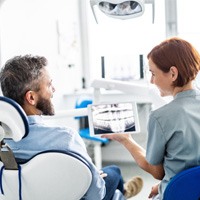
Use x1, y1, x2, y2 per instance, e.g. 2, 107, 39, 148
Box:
170, 66, 178, 81
25, 90, 37, 106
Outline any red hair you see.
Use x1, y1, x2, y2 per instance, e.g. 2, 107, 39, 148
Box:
147, 37, 200, 87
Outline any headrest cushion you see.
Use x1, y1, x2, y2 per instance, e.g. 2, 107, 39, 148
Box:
0, 96, 29, 142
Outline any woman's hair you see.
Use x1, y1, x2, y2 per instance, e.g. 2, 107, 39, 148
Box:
147, 37, 200, 87
0, 55, 48, 106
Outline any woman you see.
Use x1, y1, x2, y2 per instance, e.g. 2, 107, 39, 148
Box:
102, 37, 200, 199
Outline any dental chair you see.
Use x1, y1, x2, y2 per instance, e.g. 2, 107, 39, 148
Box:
0, 96, 125, 200
0, 96, 92, 200
163, 165, 200, 200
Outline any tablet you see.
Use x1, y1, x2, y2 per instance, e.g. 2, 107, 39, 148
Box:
88, 102, 140, 136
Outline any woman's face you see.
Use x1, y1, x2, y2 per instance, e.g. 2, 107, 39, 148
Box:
148, 58, 174, 97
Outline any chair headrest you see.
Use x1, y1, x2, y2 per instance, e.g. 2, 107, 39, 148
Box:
0, 96, 29, 142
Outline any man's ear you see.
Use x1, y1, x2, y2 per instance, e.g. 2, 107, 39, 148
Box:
170, 66, 178, 81
25, 91, 37, 106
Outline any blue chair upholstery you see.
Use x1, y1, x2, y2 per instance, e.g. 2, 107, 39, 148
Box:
163, 165, 200, 200
79, 128, 110, 144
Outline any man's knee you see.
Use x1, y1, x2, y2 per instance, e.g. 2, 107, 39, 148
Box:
103, 165, 121, 175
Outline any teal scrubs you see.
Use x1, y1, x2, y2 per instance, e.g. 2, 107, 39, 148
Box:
146, 89, 200, 199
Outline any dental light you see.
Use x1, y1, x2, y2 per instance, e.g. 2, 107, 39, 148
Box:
90, 0, 155, 23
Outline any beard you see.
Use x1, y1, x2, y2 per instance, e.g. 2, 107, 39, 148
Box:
36, 95, 55, 116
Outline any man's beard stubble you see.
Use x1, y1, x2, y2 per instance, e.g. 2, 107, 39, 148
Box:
36, 96, 55, 116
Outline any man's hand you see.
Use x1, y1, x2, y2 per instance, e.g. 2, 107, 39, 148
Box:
148, 183, 159, 199
99, 170, 108, 178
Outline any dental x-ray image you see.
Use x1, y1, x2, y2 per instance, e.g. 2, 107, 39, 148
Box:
88, 102, 140, 136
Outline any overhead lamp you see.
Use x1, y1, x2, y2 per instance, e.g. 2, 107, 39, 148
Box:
90, 0, 155, 23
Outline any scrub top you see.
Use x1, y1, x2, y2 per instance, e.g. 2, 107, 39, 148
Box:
146, 89, 200, 199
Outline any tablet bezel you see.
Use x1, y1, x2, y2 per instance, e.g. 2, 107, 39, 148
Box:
87, 101, 140, 136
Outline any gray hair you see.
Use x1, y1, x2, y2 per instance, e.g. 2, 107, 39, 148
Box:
0, 55, 48, 106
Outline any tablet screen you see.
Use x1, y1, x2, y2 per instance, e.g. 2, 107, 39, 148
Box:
88, 102, 140, 136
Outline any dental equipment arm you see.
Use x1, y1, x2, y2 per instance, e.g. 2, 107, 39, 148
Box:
91, 78, 167, 110
44, 108, 88, 120
45, 77, 166, 121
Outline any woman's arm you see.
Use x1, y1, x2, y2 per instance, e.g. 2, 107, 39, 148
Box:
102, 133, 165, 180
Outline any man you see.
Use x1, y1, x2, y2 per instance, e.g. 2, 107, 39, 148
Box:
0, 55, 143, 200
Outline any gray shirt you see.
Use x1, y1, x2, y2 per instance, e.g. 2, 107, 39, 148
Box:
5, 115, 106, 200
146, 89, 200, 199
